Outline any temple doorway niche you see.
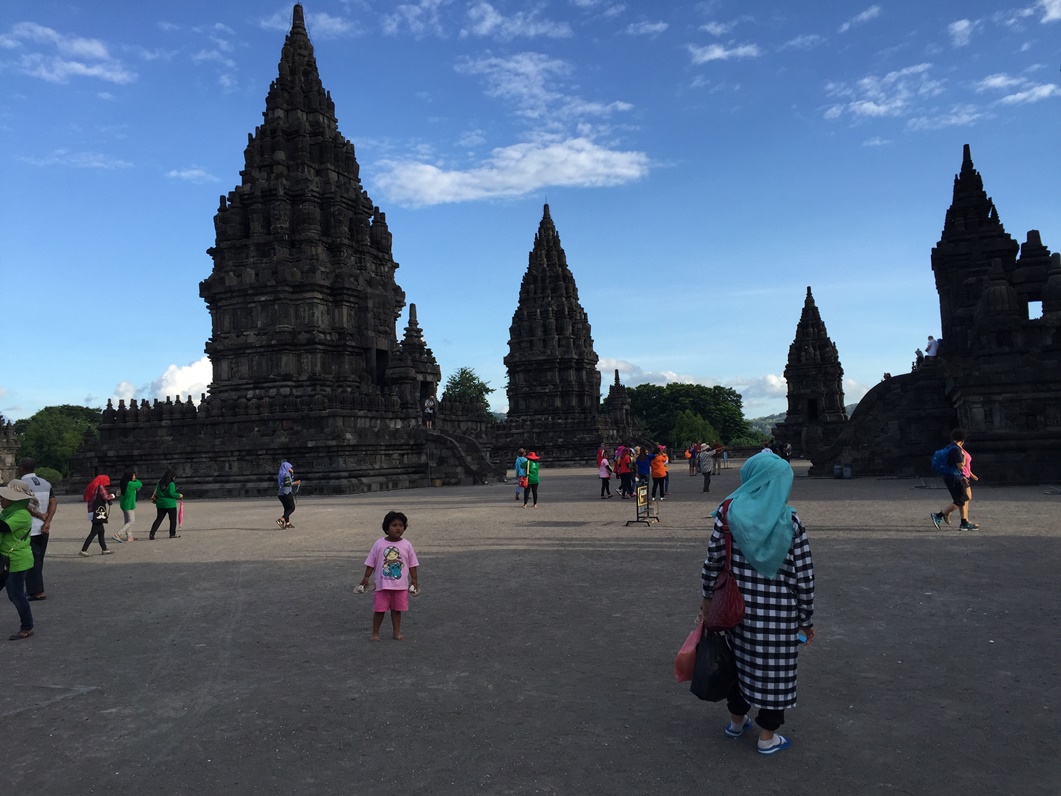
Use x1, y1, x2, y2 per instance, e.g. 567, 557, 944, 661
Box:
374, 348, 389, 388
807, 398, 820, 421
1029, 300, 1043, 320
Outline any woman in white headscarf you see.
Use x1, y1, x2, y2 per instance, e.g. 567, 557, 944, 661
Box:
699, 450, 816, 756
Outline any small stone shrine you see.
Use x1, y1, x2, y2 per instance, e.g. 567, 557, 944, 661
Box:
71, 5, 494, 495
772, 287, 848, 458
496, 205, 638, 464
811, 145, 1061, 482
0, 415, 18, 484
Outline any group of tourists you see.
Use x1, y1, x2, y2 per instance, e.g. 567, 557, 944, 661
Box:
0, 459, 186, 643
80, 468, 184, 555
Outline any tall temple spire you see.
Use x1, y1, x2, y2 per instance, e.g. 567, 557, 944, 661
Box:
772, 286, 847, 457
505, 204, 600, 419
199, 3, 433, 404
931, 144, 1019, 357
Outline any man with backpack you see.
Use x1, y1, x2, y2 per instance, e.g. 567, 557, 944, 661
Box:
930, 428, 979, 531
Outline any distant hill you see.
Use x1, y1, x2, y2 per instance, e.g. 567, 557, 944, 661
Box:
747, 403, 859, 436
747, 412, 785, 436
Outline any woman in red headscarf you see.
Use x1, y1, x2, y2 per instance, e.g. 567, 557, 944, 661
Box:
81, 475, 116, 556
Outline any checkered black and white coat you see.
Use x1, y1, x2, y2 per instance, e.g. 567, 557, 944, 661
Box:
701, 511, 815, 710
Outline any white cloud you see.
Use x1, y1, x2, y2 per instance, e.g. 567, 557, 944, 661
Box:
843, 378, 870, 406
166, 167, 221, 183
824, 63, 943, 120
259, 7, 356, 37
687, 42, 760, 64
999, 83, 1061, 103
457, 128, 487, 147
625, 21, 668, 36
462, 2, 572, 40
457, 52, 632, 121
110, 358, 213, 407
947, 19, 977, 46
21, 149, 132, 169
148, 358, 212, 403
861, 136, 891, 146
383, 0, 450, 37
976, 73, 1025, 91
781, 34, 824, 50
192, 49, 236, 69
374, 136, 649, 205
308, 12, 355, 37
839, 5, 881, 34
906, 104, 990, 130
0, 21, 136, 84
1040, 0, 1061, 22
701, 21, 734, 36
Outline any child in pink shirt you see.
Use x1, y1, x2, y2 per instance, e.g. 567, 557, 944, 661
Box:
358, 511, 419, 641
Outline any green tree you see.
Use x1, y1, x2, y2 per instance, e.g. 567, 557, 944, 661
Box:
628, 383, 748, 444
13, 404, 102, 478
441, 367, 494, 416
670, 410, 719, 449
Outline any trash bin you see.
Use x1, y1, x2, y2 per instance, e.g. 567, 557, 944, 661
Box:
842, 466, 853, 479
833, 464, 843, 478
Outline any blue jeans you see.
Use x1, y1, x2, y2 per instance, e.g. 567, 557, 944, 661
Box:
4, 569, 34, 631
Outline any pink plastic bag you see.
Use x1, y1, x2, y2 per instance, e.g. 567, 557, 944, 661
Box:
674, 620, 703, 683
177, 500, 185, 529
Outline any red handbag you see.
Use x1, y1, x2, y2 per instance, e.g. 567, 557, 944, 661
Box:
704, 499, 745, 630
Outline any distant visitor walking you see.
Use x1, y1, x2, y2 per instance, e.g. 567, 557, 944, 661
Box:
149, 470, 183, 540
930, 429, 979, 532
114, 469, 142, 543
523, 452, 541, 508
81, 475, 115, 556
276, 461, 301, 529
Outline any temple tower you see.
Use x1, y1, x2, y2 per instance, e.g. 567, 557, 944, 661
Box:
69, 4, 500, 496
504, 204, 600, 418
497, 205, 637, 464
773, 287, 847, 457
930, 144, 1020, 358
200, 3, 414, 403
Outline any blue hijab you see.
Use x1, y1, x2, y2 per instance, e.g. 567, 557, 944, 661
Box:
711, 450, 795, 579
277, 462, 293, 488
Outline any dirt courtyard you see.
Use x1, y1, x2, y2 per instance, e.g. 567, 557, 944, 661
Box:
4, 462, 1059, 795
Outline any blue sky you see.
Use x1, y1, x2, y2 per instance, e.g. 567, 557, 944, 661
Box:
2, 1, 1059, 422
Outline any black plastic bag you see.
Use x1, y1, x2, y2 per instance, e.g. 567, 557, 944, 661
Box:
690, 627, 737, 702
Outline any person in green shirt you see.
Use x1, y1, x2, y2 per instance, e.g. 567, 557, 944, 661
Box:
522, 452, 541, 508
114, 469, 143, 543
148, 469, 183, 540
0, 479, 37, 640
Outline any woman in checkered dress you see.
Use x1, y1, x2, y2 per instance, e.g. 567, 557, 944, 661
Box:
700, 450, 816, 756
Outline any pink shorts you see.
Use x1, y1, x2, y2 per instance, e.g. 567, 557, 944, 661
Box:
373, 588, 410, 613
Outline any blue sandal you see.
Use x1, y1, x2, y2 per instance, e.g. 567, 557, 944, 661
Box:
757, 735, 791, 755
724, 716, 753, 739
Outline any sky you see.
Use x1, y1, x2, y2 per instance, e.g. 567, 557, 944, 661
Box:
2, 1, 1059, 422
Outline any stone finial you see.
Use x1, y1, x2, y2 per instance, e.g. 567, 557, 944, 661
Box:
292, 4, 306, 30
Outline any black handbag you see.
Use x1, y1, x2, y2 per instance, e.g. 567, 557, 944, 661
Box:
690, 626, 737, 702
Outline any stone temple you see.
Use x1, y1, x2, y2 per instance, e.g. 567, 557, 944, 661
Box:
495, 205, 638, 465
772, 287, 847, 459
810, 145, 1061, 483
72, 5, 494, 495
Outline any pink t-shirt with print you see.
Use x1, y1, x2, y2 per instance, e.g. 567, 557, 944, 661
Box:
598, 458, 611, 479
364, 537, 419, 590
